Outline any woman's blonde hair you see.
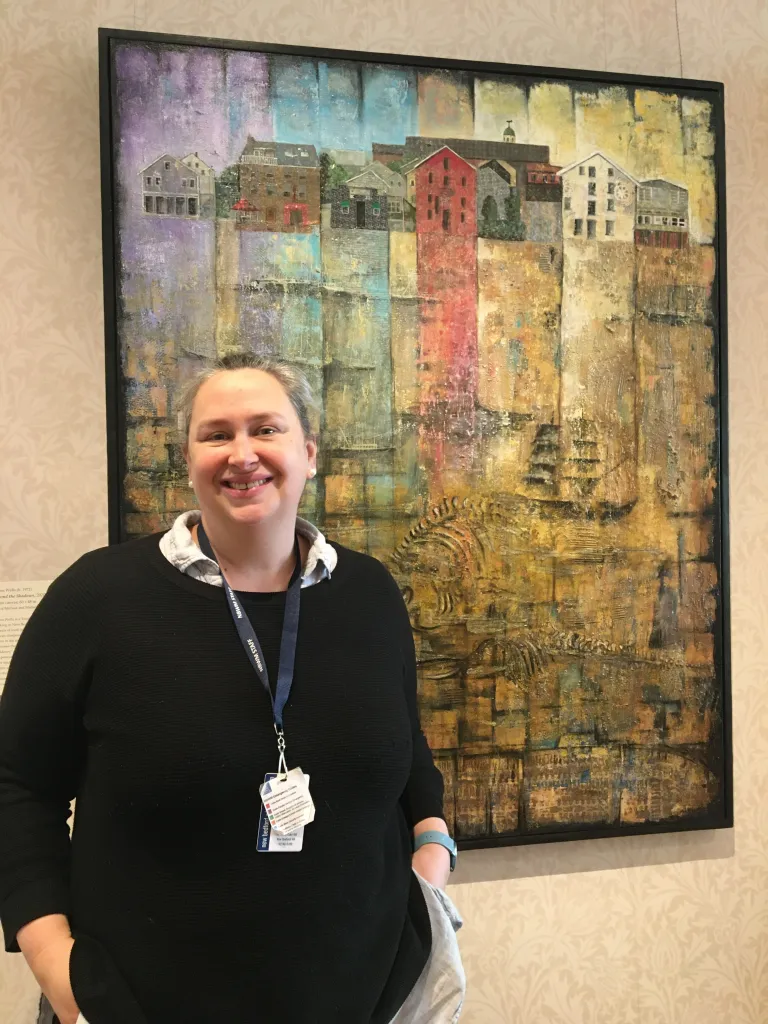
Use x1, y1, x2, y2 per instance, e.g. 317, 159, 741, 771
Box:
177, 352, 316, 442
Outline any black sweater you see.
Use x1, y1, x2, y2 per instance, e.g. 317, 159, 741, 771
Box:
0, 534, 444, 1024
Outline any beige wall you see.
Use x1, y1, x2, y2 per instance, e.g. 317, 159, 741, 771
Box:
1, 1, 766, 1021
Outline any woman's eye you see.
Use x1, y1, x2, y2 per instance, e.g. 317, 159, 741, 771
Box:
256, 427, 276, 436
207, 432, 228, 441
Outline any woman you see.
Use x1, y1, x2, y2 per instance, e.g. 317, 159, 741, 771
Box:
0, 353, 464, 1024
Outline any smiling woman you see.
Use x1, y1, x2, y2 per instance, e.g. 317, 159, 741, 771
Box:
0, 351, 464, 1024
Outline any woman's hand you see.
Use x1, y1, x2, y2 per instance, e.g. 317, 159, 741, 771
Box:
18, 915, 80, 1024
412, 841, 451, 890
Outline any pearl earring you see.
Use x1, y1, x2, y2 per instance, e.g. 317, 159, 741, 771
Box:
188, 479, 194, 488
309, 469, 316, 478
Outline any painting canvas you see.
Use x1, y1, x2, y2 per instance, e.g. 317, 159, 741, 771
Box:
100, 29, 731, 847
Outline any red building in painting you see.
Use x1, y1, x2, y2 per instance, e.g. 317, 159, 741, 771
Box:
408, 147, 478, 464
405, 147, 477, 235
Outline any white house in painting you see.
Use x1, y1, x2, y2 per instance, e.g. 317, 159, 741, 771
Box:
559, 151, 638, 241
181, 153, 215, 216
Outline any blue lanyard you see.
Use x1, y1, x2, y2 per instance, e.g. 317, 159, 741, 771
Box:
196, 522, 302, 735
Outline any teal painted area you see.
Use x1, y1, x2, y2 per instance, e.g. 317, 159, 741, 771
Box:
321, 229, 390, 297
271, 56, 320, 147
361, 65, 418, 148
239, 230, 321, 286
281, 292, 323, 368
319, 62, 362, 151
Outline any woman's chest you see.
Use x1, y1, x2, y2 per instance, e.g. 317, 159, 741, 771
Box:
82, 608, 412, 813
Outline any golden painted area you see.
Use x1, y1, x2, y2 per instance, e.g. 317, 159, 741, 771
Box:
417, 70, 474, 138
474, 78, 529, 143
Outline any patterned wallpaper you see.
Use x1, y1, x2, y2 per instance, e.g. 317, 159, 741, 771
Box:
1, 1, 766, 1021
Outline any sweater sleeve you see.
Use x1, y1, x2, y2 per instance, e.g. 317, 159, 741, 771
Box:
380, 567, 445, 830
0, 559, 97, 952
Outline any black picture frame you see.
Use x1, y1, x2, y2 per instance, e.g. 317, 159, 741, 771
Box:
99, 27, 731, 850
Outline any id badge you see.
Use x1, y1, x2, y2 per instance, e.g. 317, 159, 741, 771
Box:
257, 772, 312, 852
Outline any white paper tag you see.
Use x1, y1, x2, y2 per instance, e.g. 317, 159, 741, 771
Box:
259, 766, 315, 835
258, 773, 309, 852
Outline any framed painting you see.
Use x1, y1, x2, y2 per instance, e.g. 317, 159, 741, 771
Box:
99, 28, 731, 848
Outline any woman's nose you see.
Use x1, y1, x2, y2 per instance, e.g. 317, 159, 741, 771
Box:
229, 436, 259, 465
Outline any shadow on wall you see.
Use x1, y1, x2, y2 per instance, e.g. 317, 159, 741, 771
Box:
450, 827, 734, 886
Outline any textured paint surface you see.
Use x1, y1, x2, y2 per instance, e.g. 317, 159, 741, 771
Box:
110, 42, 725, 847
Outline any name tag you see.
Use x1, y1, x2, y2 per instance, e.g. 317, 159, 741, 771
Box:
257, 772, 313, 852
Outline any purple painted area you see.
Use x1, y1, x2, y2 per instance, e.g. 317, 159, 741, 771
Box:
114, 43, 271, 190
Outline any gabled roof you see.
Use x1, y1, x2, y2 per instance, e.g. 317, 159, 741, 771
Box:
558, 150, 639, 184
345, 164, 393, 190
400, 145, 476, 175
640, 178, 688, 191
138, 153, 180, 175
478, 160, 512, 184
182, 153, 214, 172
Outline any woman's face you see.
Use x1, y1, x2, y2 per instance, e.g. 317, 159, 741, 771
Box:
185, 369, 317, 531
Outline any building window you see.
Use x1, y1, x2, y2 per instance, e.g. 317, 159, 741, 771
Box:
574, 218, 583, 235
588, 182, 596, 195
373, 206, 380, 216
564, 197, 571, 211
460, 212, 465, 222
435, 197, 440, 212
427, 209, 432, 219
607, 182, 615, 195
679, 218, 686, 227
579, 166, 585, 175
443, 157, 449, 170
341, 203, 350, 213
608, 168, 614, 177
428, 194, 432, 203
588, 201, 596, 215
164, 161, 170, 170
428, 173, 433, 184
461, 197, 466, 208
671, 217, 678, 226
267, 208, 276, 222
444, 176, 450, 186
155, 176, 161, 185
442, 209, 450, 230
588, 166, 596, 177
156, 196, 166, 214
144, 195, 153, 213
176, 197, 185, 215
653, 215, 662, 225
188, 177, 195, 188
145, 176, 152, 186
298, 189, 306, 199
662, 216, 669, 225
188, 197, 198, 215
461, 176, 466, 186
607, 199, 615, 212
587, 219, 596, 238
605, 220, 614, 236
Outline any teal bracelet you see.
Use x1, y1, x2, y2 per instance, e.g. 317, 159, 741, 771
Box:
413, 830, 457, 871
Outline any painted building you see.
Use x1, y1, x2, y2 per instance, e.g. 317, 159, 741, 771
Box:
181, 153, 215, 217
139, 154, 209, 217
237, 138, 320, 231
403, 146, 477, 235
477, 162, 512, 223
345, 163, 414, 230
635, 179, 690, 247
329, 184, 389, 230
559, 151, 638, 242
